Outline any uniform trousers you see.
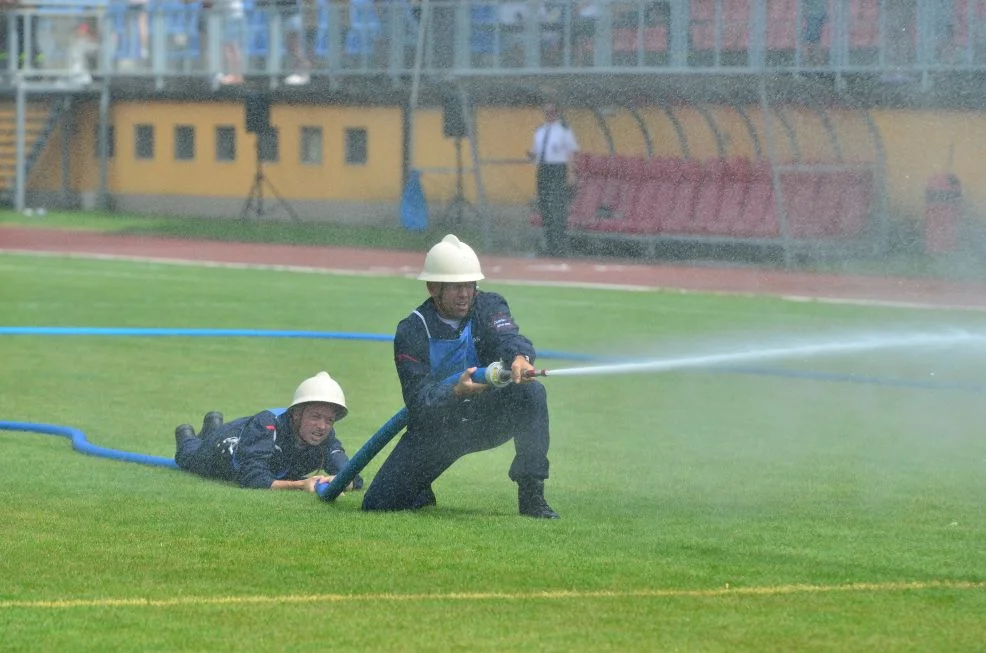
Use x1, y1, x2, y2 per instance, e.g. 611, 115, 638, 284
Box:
536, 162, 570, 256
362, 382, 550, 511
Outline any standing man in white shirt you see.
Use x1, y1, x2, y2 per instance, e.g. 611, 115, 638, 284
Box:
528, 102, 579, 257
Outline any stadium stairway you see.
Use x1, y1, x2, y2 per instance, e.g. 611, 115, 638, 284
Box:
0, 100, 66, 206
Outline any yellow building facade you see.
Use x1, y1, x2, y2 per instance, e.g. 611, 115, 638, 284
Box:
24, 99, 984, 225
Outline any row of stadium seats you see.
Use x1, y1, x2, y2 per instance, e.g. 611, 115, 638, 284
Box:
611, 0, 973, 56
532, 154, 876, 242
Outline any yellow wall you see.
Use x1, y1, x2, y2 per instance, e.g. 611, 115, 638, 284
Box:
25, 99, 986, 222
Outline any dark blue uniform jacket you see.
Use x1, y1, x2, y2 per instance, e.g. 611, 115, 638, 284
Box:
190, 409, 362, 489
394, 290, 537, 431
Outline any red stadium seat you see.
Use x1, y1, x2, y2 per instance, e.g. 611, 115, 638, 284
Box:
643, 26, 669, 52
780, 168, 823, 238
834, 168, 873, 237
849, 0, 879, 49
690, 0, 717, 51
722, 0, 751, 52
613, 26, 669, 55
738, 160, 779, 237
664, 159, 703, 234
767, 0, 797, 50
586, 156, 637, 232
716, 156, 752, 236
567, 154, 608, 229
693, 158, 728, 234
626, 157, 680, 234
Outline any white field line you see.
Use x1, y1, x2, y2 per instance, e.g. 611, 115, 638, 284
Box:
2, 580, 984, 610
3, 248, 986, 312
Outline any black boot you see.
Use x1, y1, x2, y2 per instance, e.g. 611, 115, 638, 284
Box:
411, 485, 437, 510
200, 411, 224, 439
174, 424, 197, 449
518, 479, 559, 519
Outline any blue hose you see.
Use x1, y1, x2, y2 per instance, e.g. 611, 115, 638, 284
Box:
316, 408, 408, 501
0, 420, 178, 468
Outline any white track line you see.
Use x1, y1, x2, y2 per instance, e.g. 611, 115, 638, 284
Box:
3, 248, 986, 311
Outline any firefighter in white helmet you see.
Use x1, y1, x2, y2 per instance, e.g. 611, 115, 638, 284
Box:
362, 234, 559, 518
174, 371, 362, 492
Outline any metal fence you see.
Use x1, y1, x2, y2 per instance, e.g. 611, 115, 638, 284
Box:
0, 0, 983, 88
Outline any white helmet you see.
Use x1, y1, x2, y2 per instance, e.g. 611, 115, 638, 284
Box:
289, 371, 348, 421
417, 234, 485, 282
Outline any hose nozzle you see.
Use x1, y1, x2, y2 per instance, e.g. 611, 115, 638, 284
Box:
471, 361, 549, 387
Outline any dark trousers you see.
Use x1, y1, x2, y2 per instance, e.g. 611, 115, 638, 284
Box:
175, 437, 213, 476
537, 163, 569, 256
0, 12, 39, 70
362, 382, 551, 511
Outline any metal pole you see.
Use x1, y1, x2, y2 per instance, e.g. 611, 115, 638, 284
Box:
758, 73, 792, 267
98, 81, 110, 210
60, 96, 72, 207
14, 81, 26, 213
458, 80, 491, 251
408, 0, 431, 156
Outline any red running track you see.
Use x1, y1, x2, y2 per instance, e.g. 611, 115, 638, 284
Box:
2, 226, 985, 310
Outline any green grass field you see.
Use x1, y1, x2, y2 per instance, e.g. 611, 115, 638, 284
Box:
2, 250, 986, 652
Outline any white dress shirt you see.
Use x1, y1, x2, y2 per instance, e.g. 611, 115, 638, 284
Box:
532, 120, 579, 165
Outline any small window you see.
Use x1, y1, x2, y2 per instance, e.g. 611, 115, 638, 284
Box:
174, 125, 195, 161
135, 124, 154, 160
300, 126, 322, 165
345, 127, 367, 165
215, 126, 236, 162
96, 125, 115, 158
259, 128, 279, 163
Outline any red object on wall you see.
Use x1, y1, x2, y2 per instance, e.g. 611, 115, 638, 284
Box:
924, 173, 962, 254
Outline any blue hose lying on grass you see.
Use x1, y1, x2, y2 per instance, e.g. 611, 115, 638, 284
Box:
0, 420, 179, 469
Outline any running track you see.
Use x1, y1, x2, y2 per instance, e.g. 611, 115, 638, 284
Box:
2, 227, 986, 310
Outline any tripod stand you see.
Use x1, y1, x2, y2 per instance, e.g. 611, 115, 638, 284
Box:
240, 134, 299, 222
440, 136, 475, 224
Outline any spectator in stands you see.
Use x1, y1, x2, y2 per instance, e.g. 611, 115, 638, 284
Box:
128, 0, 150, 61
801, 0, 828, 67
214, 0, 245, 86
0, 0, 40, 73
65, 21, 99, 85
539, 1, 566, 67
528, 102, 579, 257
257, 0, 311, 85
344, 0, 381, 68
572, 0, 602, 66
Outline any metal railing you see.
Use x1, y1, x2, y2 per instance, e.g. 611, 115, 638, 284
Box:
0, 0, 982, 88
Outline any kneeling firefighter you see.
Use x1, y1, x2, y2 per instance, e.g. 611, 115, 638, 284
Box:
362, 234, 559, 518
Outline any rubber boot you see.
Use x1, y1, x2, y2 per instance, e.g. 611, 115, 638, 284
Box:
411, 485, 437, 509
518, 479, 559, 519
174, 424, 197, 449
200, 411, 224, 439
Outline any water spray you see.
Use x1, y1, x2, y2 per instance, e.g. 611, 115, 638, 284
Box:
523, 330, 986, 380
316, 329, 986, 502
